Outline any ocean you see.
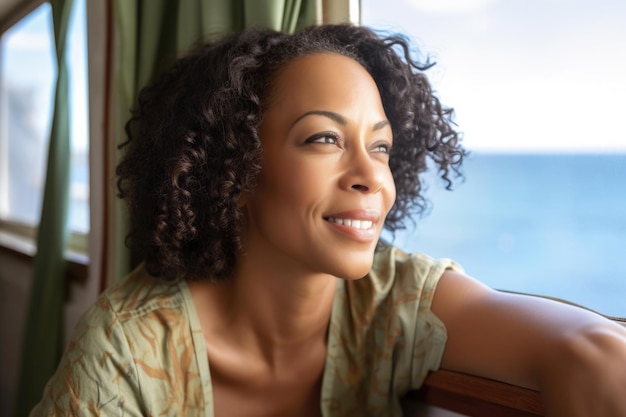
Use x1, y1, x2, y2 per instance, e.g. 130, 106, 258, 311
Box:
383, 153, 626, 318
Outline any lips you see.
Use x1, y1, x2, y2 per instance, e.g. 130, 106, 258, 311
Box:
323, 209, 381, 242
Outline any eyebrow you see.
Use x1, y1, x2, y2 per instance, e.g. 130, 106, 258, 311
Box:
291, 110, 390, 132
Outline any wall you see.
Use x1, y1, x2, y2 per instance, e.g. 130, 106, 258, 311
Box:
0, 251, 31, 417
0, 250, 100, 417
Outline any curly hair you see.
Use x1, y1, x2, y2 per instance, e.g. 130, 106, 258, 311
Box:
116, 23, 466, 282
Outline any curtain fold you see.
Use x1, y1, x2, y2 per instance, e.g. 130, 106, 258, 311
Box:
13, 0, 75, 416
106, 0, 321, 287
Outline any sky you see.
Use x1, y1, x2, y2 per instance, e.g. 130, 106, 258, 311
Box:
361, 0, 626, 152
3, 0, 626, 153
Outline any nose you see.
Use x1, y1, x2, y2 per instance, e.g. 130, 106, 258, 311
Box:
339, 148, 387, 194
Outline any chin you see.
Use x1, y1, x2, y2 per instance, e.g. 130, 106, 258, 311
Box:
340, 271, 371, 281
332, 253, 376, 280
312, 240, 379, 279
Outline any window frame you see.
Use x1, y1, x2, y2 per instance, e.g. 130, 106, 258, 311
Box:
0, 0, 89, 270
322, 0, 360, 23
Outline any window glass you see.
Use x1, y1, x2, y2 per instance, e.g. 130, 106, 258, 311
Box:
0, 0, 89, 235
362, 0, 626, 317
0, 4, 54, 228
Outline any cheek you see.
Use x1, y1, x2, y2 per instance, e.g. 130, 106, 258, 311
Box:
384, 171, 397, 214
253, 157, 325, 211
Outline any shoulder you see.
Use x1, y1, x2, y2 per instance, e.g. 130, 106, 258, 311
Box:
64, 264, 185, 355
367, 240, 463, 297
68, 264, 188, 356
83, 264, 196, 380
339, 240, 463, 313
103, 263, 185, 317
31, 265, 202, 416
324, 242, 463, 409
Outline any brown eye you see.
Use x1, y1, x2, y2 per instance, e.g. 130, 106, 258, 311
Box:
373, 142, 391, 154
305, 131, 340, 145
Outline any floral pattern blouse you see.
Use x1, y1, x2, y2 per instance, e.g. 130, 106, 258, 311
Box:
31, 242, 461, 416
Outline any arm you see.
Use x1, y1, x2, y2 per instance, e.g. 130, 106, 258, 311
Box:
432, 270, 626, 417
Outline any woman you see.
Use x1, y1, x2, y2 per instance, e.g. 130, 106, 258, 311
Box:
32, 24, 626, 416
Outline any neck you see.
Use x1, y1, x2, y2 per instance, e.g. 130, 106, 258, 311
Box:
239, 261, 336, 338
189, 249, 337, 366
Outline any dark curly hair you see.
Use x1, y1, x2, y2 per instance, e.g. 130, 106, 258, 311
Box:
116, 23, 466, 282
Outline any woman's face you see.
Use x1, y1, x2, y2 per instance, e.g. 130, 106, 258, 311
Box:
240, 52, 396, 279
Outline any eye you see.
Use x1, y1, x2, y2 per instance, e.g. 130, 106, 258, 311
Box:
305, 131, 340, 145
372, 142, 392, 154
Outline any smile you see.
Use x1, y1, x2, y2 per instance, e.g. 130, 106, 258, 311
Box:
325, 217, 374, 230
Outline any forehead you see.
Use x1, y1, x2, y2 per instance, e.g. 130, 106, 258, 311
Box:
265, 52, 383, 111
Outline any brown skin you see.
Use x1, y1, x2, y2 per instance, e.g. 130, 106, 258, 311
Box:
189, 53, 626, 417
188, 277, 332, 417
433, 270, 626, 416
189, 53, 394, 417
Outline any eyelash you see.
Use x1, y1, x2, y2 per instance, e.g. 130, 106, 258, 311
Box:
305, 131, 340, 145
305, 131, 392, 154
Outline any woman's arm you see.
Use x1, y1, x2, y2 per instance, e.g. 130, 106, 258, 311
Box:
432, 270, 626, 416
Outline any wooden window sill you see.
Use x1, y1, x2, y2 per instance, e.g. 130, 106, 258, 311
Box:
0, 231, 88, 285
408, 369, 543, 417
409, 314, 625, 417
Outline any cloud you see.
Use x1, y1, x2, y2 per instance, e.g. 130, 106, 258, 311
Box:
408, 0, 496, 14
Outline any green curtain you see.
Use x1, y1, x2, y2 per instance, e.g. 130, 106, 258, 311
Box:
13, 0, 75, 416
111, 0, 320, 282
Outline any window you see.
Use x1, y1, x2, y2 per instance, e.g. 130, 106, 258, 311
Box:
0, 0, 89, 248
363, 0, 626, 317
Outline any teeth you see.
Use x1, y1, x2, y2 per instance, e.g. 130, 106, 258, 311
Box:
327, 217, 373, 230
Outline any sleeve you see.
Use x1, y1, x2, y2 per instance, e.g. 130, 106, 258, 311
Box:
29, 299, 144, 417
408, 255, 463, 388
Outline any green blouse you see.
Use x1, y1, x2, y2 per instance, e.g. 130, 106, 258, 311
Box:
31, 242, 461, 416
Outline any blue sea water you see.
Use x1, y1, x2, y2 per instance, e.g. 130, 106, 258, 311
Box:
383, 153, 626, 318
